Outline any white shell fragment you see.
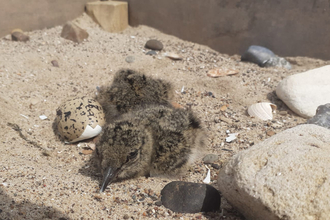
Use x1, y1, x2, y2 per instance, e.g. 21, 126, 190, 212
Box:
39, 115, 48, 120
203, 165, 211, 184
226, 133, 238, 143
66, 125, 102, 144
164, 52, 183, 60
248, 102, 277, 120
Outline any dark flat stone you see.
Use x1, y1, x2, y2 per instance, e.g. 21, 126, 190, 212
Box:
307, 103, 330, 129
145, 39, 163, 50
161, 181, 221, 213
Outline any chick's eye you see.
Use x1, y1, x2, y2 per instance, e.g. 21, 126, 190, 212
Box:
127, 150, 138, 161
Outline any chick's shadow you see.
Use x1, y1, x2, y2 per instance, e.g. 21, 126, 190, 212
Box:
0, 188, 69, 220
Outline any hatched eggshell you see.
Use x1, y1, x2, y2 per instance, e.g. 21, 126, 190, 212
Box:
248, 102, 277, 120
55, 96, 105, 143
207, 68, 239, 78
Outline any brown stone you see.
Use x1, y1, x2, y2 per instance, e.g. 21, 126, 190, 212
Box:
60, 22, 89, 43
86, 1, 128, 33
11, 31, 29, 42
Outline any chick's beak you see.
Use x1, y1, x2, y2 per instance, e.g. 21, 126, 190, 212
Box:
100, 166, 119, 193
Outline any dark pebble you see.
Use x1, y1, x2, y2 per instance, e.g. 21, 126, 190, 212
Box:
11, 32, 29, 42
125, 56, 135, 63
146, 50, 157, 56
161, 181, 221, 213
51, 60, 59, 67
155, 200, 162, 206
123, 214, 129, 219
203, 154, 219, 164
307, 103, 330, 129
211, 163, 220, 170
145, 39, 163, 51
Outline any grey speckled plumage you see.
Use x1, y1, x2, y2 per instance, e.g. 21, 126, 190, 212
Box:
95, 69, 174, 122
96, 104, 206, 192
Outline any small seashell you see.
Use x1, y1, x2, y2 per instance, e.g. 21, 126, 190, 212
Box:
164, 52, 183, 60
248, 102, 277, 120
207, 68, 239, 78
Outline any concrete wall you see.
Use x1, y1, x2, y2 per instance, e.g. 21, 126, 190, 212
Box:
0, 0, 95, 36
119, 0, 330, 60
1, 0, 330, 60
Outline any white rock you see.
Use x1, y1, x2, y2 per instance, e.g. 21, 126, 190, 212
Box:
276, 65, 330, 118
218, 124, 330, 220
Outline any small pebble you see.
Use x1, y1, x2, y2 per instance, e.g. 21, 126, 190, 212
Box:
11, 31, 29, 42
211, 163, 220, 170
125, 56, 135, 63
145, 39, 163, 50
155, 200, 162, 206
146, 50, 157, 56
202, 154, 219, 164
51, 60, 59, 67
123, 214, 129, 219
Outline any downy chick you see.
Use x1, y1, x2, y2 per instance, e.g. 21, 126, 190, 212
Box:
95, 69, 174, 122
95, 104, 206, 192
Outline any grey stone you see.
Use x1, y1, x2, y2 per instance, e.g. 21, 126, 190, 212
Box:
60, 22, 88, 43
218, 124, 330, 220
161, 181, 220, 213
145, 39, 163, 50
202, 154, 219, 164
146, 50, 157, 56
307, 103, 330, 129
125, 56, 135, 63
241, 45, 291, 69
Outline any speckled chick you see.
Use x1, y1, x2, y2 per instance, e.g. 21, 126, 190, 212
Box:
95, 69, 174, 122
96, 104, 206, 192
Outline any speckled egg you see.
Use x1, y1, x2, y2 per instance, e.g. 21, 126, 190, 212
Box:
55, 96, 105, 143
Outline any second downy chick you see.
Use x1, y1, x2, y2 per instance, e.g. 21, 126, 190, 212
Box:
95, 69, 174, 122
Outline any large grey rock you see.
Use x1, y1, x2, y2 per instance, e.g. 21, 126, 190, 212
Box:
276, 65, 330, 118
307, 103, 330, 129
218, 124, 330, 220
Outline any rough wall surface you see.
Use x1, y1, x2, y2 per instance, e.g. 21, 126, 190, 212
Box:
0, 0, 96, 36
2, 0, 330, 59
119, 0, 330, 60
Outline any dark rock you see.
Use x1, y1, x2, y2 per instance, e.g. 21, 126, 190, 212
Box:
125, 56, 135, 63
155, 200, 162, 206
307, 103, 330, 129
11, 31, 29, 42
211, 163, 220, 170
145, 39, 163, 50
146, 50, 157, 56
161, 181, 221, 213
202, 154, 219, 164
60, 22, 89, 43
241, 45, 291, 69
51, 60, 59, 67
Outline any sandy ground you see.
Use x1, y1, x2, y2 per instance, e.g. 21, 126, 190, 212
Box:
1, 13, 329, 220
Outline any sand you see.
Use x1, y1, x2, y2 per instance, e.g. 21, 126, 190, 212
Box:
0, 13, 329, 220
